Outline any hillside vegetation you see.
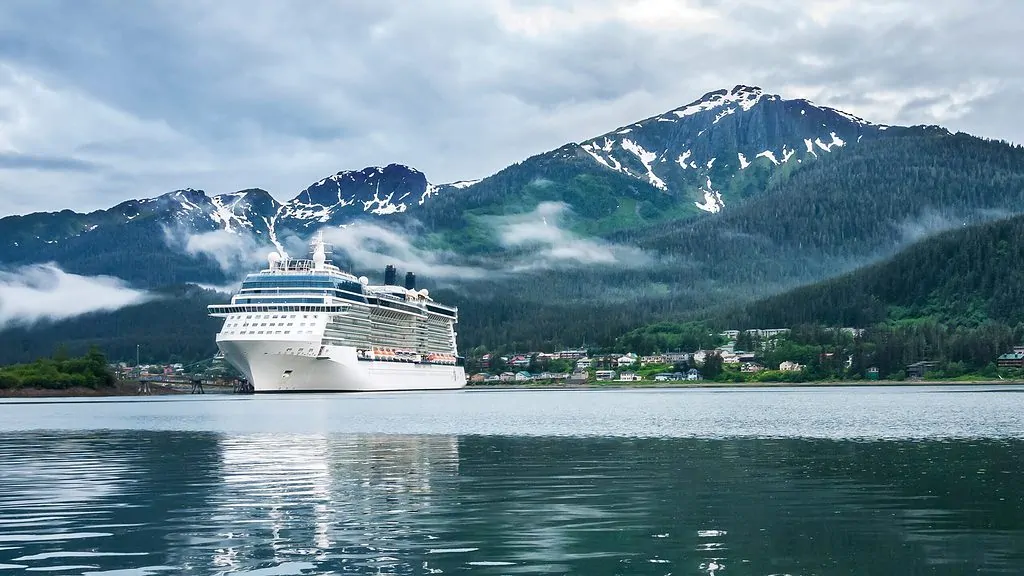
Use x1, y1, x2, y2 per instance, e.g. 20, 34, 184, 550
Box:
0, 348, 115, 390
729, 213, 1024, 329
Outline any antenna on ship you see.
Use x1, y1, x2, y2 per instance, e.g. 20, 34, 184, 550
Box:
310, 230, 334, 269
311, 230, 327, 270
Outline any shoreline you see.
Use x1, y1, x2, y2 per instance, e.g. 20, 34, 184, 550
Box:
3, 379, 1020, 398
466, 379, 1024, 391
0, 381, 186, 398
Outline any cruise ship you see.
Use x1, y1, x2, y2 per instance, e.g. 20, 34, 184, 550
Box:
208, 233, 466, 392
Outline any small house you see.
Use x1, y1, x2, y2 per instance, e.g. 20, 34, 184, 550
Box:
614, 354, 638, 368
686, 368, 702, 381
641, 355, 668, 366
595, 370, 616, 381
617, 372, 642, 382
997, 351, 1024, 368
514, 371, 532, 381
779, 361, 804, 372
906, 361, 939, 379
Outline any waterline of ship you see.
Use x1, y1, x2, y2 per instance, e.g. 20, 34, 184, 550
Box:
208, 233, 466, 392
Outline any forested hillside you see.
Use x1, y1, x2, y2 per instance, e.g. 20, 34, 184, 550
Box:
727, 213, 1024, 329
449, 128, 1024, 350
5, 85, 1024, 365
0, 285, 222, 365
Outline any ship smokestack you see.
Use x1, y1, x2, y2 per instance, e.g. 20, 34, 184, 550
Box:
404, 271, 416, 290
384, 265, 397, 286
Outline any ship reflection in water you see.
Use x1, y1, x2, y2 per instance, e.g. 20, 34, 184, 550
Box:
0, 429, 1021, 574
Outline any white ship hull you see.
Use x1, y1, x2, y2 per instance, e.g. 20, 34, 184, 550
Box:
217, 338, 466, 393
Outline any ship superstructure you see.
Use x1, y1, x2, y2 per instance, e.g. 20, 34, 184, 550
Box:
208, 233, 466, 392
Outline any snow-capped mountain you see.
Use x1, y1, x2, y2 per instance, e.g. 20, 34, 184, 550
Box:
576, 85, 883, 213
0, 84, 897, 275
0, 164, 456, 252
278, 164, 440, 226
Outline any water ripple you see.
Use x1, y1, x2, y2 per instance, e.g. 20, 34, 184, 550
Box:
0, 390, 1021, 573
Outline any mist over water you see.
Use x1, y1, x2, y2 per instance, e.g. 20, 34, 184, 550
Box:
0, 387, 1022, 574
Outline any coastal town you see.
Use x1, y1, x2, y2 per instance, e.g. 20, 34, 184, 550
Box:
466, 327, 1024, 385
79, 326, 1024, 390
467, 328, 852, 385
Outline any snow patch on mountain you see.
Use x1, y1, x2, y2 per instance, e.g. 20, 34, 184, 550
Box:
671, 85, 766, 119
804, 139, 818, 158
447, 179, 481, 189
694, 177, 724, 213
781, 145, 796, 163
210, 192, 257, 232
756, 150, 780, 165
713, 107, 736, 124
621, 139, 667, 190
737, 153, 750, 169
419, 183, 440, 206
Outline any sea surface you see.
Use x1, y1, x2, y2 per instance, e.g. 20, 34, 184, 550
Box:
0, 385, 1022, 575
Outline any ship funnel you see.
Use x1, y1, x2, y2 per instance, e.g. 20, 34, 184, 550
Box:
384, 264, 397, 285
404, 271, 416, 290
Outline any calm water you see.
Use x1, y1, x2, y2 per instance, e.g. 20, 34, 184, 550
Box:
0, 386, 1022, 575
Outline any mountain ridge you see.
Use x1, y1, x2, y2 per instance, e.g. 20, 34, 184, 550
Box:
4, 85, 1024, 362
1, 85, 883, 252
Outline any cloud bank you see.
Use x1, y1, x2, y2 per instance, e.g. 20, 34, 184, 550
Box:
493, 202, 651, 270
0, 263, 153, 328
152, 204, 655, 284
1, 1, 1022, 215
320, 223, 491, 282
170, 227, 267, 273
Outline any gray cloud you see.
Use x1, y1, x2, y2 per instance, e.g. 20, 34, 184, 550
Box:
320, 223, 491, 282
0, 263, 153, 327
161, 225, 282, 280
0, 152, 99, 172
1, 0, 1021, 215
492, 202, 651, 269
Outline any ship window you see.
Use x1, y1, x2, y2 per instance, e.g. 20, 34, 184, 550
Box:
285, 331, 291, 334
258, 331, 264, 334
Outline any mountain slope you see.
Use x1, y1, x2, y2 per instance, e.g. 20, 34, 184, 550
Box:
418, 85, 879, 236
577, 85, 880, 213
6, 85, 1024, 362
725, 213, 1024, 329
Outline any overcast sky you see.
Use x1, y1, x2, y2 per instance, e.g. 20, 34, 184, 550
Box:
0, 0, 1021, 215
